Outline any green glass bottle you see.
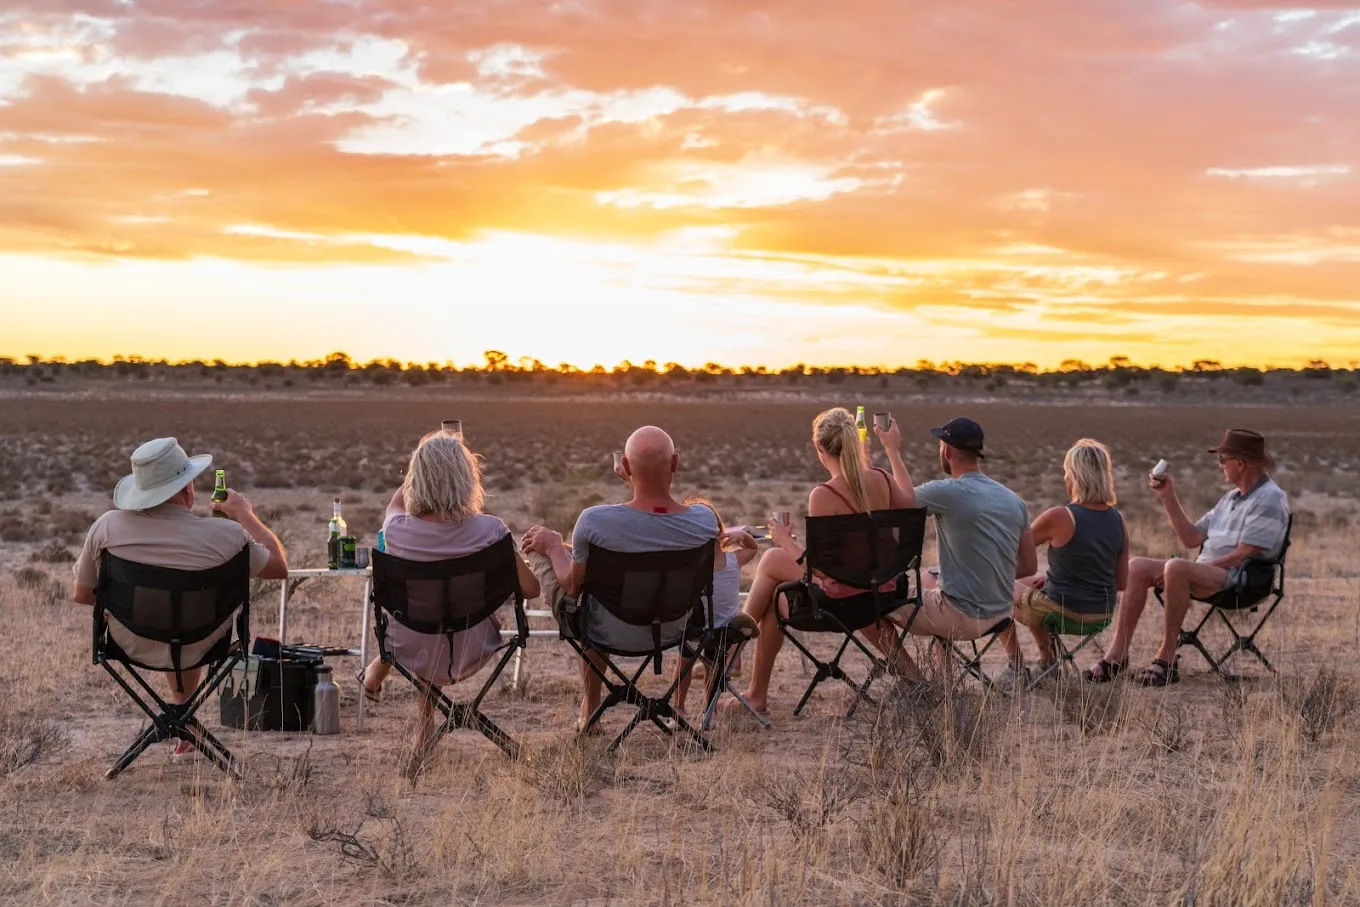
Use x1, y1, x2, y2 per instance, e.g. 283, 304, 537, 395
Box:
855, 405, 868, 444
327, 498, 347, 570
211, 469, 229, 518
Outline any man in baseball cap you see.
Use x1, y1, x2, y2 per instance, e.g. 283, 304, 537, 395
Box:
870, 415, 1036, 678
73, 438, 289, 757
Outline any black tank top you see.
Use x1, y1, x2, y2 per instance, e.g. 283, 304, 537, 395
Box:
1044, 505, 1124, 615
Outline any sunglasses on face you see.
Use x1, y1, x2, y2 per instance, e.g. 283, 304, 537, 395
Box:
1218, 456, 1241, 465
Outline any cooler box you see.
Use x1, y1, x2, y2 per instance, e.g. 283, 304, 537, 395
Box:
220, 646, 323, 732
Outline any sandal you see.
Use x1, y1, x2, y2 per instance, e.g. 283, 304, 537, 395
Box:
1085, 657, 1129, 683
729, 613, 760, 640
1134, 658, 1180, 687
355, 668, 381, 704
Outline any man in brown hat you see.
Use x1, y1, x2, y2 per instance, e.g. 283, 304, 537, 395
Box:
72, 438, 288, 755
1089, 429, 1289, 686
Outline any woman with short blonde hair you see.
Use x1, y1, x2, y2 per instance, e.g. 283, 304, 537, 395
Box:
359, 430, 540, 754
1000, 438, 1129, 684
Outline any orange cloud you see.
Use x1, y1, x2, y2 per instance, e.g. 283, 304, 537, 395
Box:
0, 0, 1357, 366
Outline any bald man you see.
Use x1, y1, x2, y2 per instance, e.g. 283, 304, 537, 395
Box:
522, 426, 720, 729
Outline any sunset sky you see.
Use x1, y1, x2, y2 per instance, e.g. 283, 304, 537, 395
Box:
2, 1, 1358, 369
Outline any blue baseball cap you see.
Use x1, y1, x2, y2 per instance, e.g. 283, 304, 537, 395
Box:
930, 417, 986, 457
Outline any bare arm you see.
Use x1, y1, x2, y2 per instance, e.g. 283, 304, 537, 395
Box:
1028, 507, 1070, 549
874, 420, 917, 507
73, 583, 95, 606
387, 489, 406, 520
1152, 475, 1208, 550
514, 552, 542, 600
521, 527, 585, 597
215, 490, 288, 579
1115, 513, 1130, 592
1014, 526, 1039, 579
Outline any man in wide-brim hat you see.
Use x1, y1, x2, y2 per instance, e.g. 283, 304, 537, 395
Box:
72, 438, 289, 756
1089, 429, 1290, 687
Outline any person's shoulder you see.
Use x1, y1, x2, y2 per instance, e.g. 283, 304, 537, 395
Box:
680, 503, 720, 528
1260, 477, 1290, 504
470, 512, 510, 533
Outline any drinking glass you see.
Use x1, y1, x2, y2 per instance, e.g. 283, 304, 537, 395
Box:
874, 412, 891, 431
441, 419, 463, 439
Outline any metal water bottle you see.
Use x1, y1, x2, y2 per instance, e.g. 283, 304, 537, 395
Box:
312, 665, 340, 735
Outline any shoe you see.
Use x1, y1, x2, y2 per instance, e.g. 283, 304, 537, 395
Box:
729, 613, 760, 639
172, 738, 200, 762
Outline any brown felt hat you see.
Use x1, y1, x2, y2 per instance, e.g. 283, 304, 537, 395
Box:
1207, 429, 1276, 470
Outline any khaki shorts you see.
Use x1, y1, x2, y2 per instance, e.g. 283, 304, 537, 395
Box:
1013, 587, 1112, 630
889, 588, 1000, 641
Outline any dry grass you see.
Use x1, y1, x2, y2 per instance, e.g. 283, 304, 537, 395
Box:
2, 390, 1360, 904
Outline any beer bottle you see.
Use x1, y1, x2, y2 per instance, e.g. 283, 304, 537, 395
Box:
211, 469, 230, 518
327, 498, 347, 570
855, 405, 868, 444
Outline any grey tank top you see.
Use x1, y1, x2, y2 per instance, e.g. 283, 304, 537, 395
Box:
1044, 505, 1124, 615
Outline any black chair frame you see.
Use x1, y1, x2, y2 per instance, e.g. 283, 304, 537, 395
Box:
690, 624, 768, 732
938, 618, 1014, 687
774, 509, 928, 718
1154, 516, 1292, 680
93, 546, 252, 780
370, 536, 529, 758
566, 541, 717, 753
1023, 613, 1114, 691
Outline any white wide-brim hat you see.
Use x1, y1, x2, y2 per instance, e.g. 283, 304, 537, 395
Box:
113, 437, 213, 511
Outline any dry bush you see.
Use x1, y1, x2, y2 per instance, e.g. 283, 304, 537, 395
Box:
0, 713, 70, 775
858, 773, 946, 890
1279, 666, 1357, 744
1050, 674, 1128, 735
28, 539, 74, 563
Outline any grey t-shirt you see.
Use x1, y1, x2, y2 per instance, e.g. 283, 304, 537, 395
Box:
569, 503, 720, 650
915, 472, 1029, 620
1194, 476, 1290, 563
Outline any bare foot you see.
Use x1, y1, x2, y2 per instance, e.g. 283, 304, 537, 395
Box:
720, 692, 768, 715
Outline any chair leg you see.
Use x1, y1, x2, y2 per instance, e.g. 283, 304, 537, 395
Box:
104, 724, 161, 780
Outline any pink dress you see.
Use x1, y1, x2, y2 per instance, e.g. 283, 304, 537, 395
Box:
380, 511, 508, 685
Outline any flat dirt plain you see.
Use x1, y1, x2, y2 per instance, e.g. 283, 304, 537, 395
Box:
3, 385, 1360, 906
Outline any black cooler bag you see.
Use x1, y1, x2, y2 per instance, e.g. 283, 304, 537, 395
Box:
220, 646, 323, 732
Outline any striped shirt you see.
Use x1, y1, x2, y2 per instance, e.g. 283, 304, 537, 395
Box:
1194, 476, 1290, 562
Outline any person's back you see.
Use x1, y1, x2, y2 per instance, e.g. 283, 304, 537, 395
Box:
1043, 505, 1125, 615
917, 472, 1029, 620
1197, 475, 1290, 563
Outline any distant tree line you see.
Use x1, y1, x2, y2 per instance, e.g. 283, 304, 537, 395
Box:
2, 352, 1356, 394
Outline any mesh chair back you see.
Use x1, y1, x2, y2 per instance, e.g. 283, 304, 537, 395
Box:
803, 508, 927, 589
1211, 514, 1293, 610
97, 546, 251, 648
371, 535, 520, 634
582, 541, 716, 629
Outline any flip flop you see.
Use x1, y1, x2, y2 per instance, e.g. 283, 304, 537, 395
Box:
355, 668, 381, 704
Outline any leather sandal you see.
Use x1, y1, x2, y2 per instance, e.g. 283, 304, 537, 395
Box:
1085, 657, 1129, 683
1134, 658, 1180, 687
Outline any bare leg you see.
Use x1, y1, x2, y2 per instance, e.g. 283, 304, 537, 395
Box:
163, 667, 203, 706
730, 547, 803, 713
672, 652, 706, 717
858, 620, 917, 676
1027, 625, 1056, 665
1103, 557, 1166, 664
360, 658, 391, 696
578, 650, 608, 726
1155, 560, 1229, 664
413, 688, 439, 751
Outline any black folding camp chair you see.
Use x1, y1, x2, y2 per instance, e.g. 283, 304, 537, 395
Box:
774, 508, 927, 718
370, 535, 529, 758
93, 546, 251, 780
937, 618, 1014, 687
564, 541, 717, 753
1154, 516, 1292, 680
694, 620, 768, 732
